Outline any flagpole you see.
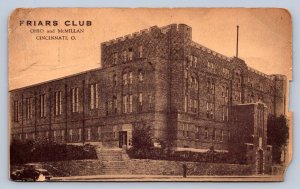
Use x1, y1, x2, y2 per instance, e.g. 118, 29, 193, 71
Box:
236, 25, 239, 57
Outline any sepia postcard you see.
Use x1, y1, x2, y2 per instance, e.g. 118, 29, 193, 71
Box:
8, 8, 292, 182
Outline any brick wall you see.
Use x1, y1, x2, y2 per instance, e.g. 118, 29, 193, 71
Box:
10, 23, 286, 156
11, 159, 253, 177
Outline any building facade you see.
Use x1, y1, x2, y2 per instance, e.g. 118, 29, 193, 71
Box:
10, 24, 286, 173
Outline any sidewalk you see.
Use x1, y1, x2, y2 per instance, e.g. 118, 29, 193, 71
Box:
52, 174, 283, 182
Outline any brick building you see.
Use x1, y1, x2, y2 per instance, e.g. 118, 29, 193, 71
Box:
10, 24, 286, 174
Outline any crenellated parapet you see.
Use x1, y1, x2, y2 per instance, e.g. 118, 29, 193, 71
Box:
191, 41, 232, 62
247, 67, 274, 80
101, 25, 165, 47
101, 24, 192, 47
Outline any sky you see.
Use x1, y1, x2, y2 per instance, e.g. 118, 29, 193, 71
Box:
8, 8, 292, 90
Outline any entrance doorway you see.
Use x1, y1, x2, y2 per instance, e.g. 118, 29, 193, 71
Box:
257, 149, 264, 174
119, 131, 127, 148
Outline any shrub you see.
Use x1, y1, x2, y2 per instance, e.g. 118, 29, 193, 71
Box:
10, 139, 97, 165
132, 122, 154, 150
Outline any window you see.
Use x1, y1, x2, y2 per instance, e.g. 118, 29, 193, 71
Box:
113, 53, 118, 64
194, 56, 198, 67
212, 128, 216, 140
96, 85, 99, 108
235, 70, 242, 86
222, 86, 225, 97
112, 96, 117, 114
122, 95, 132, 113
90, 84, 99, 110
105, 101, 109, 116
113, 74, 117, 86
226, 87, 229, 98
69, 129, 73, 142
222, 68, 230, 78
123, 95, 127, 113
189, 98, 192, 112
86, 128, 91, 141
204, 128, 208, 139
139, 70, 144, 82
53, 130, 56, 140
221, 130, 224, 141
71, 88, 79, 112
13, 100, 19, 122
148, 94, 153, 110
78, 128, 82, 141
222, 105, 229, 122
222, 106, 225, 121
248, 94, 251, 103
211, 82, 215, 94
183, 124, 189, 138
189, 77, 193, 88
128, 48, 133, 60
206, 102, 214, 119
193, 99, 198, 113
207, 79, 215, 94
259, 83, 263, 90
184, 95, 188, 112
129, 95, 133, 113
195, 127, 200, 140
113, 125, 119, 139
138, 93, 143, 112
25, 97, 33, 119
186, 124, 190, 138
208, 62, 215, 72
55, 91, 62, 116
97, 127, 101, 140
210, 103, 214, 119
40, 94, 47, 117
129, 71, 133, 84
226, 106, 229, 121
123, 73, 128, 85
207, 80, 210, 92
184, 69, 188, 79
123, 50, 127, 62
194, 78, 198, 90
206, 102, 209, 118
239, 91, 242, 102
138, 46, 143, 58
61, 130, 65, 141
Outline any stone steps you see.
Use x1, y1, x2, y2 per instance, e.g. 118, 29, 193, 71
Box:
96, 148, 123, 161
96, 148, 129, 175
101, 161, 128, 175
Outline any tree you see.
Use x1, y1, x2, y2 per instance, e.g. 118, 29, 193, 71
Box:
267, 114, 289, 164
132, 122, 153, 150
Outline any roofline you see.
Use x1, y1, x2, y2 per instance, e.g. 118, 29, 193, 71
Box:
9, 67, 102, 92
